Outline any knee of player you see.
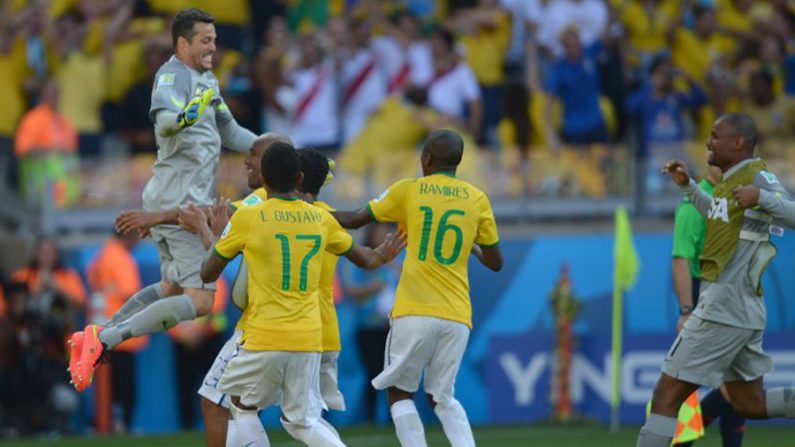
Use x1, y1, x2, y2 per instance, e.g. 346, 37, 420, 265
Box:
387, 387, 414, 405
160, 280, 182, 296
731, 395, 767, 419
200, 396, 228, 418
188, 290, 215, 316
230, 397, 257, 413
650, 387, 685, 415
280, 415, 301, 435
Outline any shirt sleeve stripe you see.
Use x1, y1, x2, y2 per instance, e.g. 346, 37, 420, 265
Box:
478, 240, 500, 248
340, 241, 355, 256
213, 246, 233, 260
366, 203, 380, 222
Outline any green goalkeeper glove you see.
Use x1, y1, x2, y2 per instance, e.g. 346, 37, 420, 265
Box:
177, 88, 215, 128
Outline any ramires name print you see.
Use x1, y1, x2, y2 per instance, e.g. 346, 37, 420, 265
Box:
420, 183, 470, 199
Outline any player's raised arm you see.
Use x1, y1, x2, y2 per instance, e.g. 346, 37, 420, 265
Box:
663, 159, 711, 217
215, 96, 257, 152
115, 209, 178, 235
200, 207, 251, 283
344, 230, 406, 270
151, 76, 215, 137
331, 208, 376, 229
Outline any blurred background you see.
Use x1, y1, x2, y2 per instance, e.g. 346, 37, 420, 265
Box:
1, 0, 795, 444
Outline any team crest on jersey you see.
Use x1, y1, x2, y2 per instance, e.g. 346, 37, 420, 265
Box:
242, 194, 262, 206
157, 73, 175, 86
220, 222, 232, 239
760, 171, 779, 184
708, 197, 729, 223
374, 189, 389, 203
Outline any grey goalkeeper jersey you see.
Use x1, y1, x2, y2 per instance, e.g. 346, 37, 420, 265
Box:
682, 158, 795, 329
143, 56, 256, 212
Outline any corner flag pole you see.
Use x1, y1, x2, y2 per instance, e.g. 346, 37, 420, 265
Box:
611, 206, 640, 432
610, 279, 622, 432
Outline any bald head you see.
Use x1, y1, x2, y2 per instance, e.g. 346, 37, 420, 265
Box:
717, 113, 757, 153
254, 132, 293, 149
246, 133, 294, 189
423, 130, 464, 170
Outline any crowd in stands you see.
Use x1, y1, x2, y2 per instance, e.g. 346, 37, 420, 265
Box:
2, 0, 795, 204
5, 0, 795, 436
0, 224, 400, 436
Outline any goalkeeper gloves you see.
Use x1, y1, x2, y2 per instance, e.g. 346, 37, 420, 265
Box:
177, 88, 215, 128
324, 158, 336, 186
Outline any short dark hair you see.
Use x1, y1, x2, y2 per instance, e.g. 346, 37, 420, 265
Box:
424, 129, 464, 167
171, 8, 215, 47
261, 142, 300, 193
648, 51, 671, 76
719, 112, 758, 152
404, 85, 428, 107
434, 28, 456, 51
751, 69, 774, 89
297, 149, 330, 196
693, 5, 714, 21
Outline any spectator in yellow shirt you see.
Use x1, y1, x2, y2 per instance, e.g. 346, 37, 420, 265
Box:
743, 69, 795, 146
667, 6, 733, 83
52, 12, 105, 158
454, 0, 511, 147
620, 0, 679, 66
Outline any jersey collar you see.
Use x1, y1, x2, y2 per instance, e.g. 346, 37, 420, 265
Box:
722, 158, 757, 180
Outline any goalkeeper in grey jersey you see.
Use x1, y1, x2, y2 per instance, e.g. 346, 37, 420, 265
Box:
636, 113, 795, 447
67, 8, 256, 393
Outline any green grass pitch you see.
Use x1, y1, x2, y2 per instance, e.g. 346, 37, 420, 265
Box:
1, 424, 793, 446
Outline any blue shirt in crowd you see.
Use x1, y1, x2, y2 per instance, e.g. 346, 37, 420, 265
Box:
545, 44, 606, 138
624, 83, 706, 154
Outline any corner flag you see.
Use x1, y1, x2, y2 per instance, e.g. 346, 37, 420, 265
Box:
611, 206, 640, 431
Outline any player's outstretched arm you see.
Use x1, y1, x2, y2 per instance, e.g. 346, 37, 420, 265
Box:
179, 199, 231, 248
471, 244, 503, 272
216, 104, 257, 153
345, 231, 406, 270
179, 204, 214, 249
663, 159, 711, 216
200, 249, 229, 284
115, 209, 178, 235
333, 208, 375, 229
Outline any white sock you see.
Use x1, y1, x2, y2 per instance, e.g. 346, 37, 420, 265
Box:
105, 283, 165, 326
434, 399, 474, 447
226, 419, 240, 447
390, 400, 427, 447
636, 413, 677, 447
766, 387, 795, 418
99, 294, 197, 348
231, 402, 269, 447
281, 417, 345, 447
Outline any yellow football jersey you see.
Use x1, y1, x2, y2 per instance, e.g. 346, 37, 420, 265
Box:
368, 173, 499, 327
315, 201, 343, 352
230, 187, 268, 332
214, 197, 354, 351
230, 187, 268, 211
